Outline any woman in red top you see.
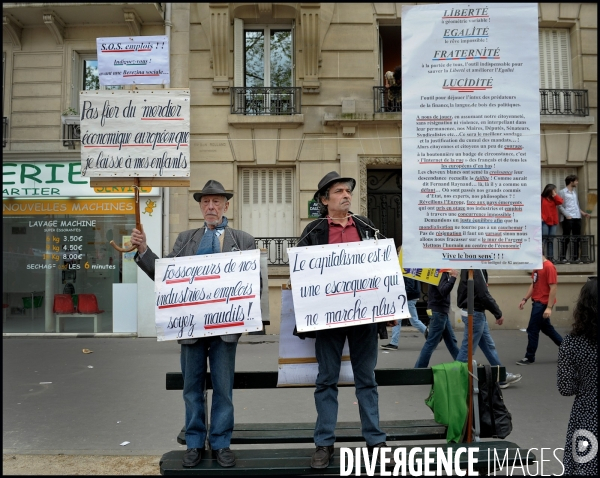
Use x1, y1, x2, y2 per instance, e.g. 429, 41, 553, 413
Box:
541, 184, 564, 262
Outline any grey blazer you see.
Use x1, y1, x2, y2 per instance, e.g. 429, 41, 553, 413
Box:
135, 226, 257, 344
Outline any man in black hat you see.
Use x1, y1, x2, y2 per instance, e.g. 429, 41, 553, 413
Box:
296, 171, 387, 469
130, 180, 256, 469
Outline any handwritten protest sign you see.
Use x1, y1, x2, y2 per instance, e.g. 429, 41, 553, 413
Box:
288, 239, 411, 333
80, 90, 190, 178
402, 3, 541, 270
97, 36, 169, 86
154, 250, 262, 341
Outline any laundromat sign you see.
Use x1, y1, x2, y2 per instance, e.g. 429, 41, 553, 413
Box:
2, 162, 157, 197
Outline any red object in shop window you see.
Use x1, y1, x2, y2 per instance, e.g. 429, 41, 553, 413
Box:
77, 294, 104, 314
53, 294, 76, 314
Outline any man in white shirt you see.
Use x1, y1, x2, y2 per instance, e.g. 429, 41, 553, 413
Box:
557, 175, 590, 263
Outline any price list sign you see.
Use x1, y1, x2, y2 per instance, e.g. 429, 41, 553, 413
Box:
401, 3, 542, 270
33, 219, 116, 274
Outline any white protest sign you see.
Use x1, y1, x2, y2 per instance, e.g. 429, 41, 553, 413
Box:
402, 3, 542, 270
80, 90, 190, 178
97, 36, 169, 86
154, 249, 262, 341
277, 288, 354, 386
288, 239, 411, 333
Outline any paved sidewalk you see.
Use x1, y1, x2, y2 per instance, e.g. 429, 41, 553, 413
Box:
3, 327, 573, 475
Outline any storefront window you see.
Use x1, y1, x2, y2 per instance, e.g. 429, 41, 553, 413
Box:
3, 205, 137, 333
2, 161, 159, 334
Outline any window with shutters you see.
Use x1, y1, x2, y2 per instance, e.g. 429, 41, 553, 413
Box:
539, 29, 572, 89
240, 168, 295, 238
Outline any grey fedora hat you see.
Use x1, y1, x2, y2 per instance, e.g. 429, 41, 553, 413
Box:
193, 180, 233, 202
313, 171, 356, 201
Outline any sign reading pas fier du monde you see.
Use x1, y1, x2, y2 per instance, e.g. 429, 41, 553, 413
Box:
79, 90, 190, 178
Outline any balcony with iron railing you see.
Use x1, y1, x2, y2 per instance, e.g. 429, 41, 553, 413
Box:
542, 235, 596, 264
231, 87, 301, 115
539, 89, 589, 116
256, 235, 596, 266
254, 237, 298, 266
373, 86, 402, 114
373, 88, 589, 116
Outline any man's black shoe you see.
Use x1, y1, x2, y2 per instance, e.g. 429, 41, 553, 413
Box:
367, 442, 387, 464
182, 448, 202, 467
212, 447, 236, 467
311, 445, 334, 469
367, 442, 387, 453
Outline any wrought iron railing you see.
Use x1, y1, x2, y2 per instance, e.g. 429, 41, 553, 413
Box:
374, 88, 589, 116
254, 237, 298, 266
255, 234, 595, 266
231, 87, 301, 115
543, 235, 595, 264
373, 87, 402, 113
3, 116, 8, 147
540, 89, 589, 116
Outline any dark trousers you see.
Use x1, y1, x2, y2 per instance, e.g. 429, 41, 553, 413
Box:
560, 218, 582, 260
525, 301, 563, 362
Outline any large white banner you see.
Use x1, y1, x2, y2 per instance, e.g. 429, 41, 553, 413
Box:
80, 90, 190, 178
97, 36, 169, 86
154, 250, 263, 341
288, 239, 411, 333
402, 3, 541, 270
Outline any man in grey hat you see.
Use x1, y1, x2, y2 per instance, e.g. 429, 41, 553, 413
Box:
130, 180, 256, 469
296, 171, 387, 469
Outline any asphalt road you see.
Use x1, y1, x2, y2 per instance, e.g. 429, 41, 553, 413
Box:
3, 326, 574, 476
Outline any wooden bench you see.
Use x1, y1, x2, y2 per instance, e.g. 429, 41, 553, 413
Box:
160, 368, 535, 475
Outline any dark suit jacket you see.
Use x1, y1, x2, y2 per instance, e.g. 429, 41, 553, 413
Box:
135, 226, 256, 344
294, 213, 388, 339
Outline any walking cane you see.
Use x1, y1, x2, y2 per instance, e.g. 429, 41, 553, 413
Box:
109, 177, 142, 253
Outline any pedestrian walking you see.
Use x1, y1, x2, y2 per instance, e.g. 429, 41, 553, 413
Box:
516, 255, 563, 366
557, 277, 597, 475
381, 273, 426, 350
456, 269, 522, 389
414, 270, 460, 368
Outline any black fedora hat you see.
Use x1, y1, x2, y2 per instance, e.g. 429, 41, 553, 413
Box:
313, 171, 356, 201
193, 180, 233, 202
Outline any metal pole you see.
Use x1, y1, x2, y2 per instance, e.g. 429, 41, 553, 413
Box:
466, 269, 474, 443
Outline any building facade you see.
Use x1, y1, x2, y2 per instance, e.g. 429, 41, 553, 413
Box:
3, 3, 597, 336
